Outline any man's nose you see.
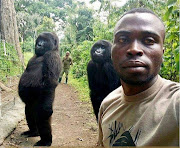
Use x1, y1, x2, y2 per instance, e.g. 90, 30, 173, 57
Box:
127, 40, 143, 56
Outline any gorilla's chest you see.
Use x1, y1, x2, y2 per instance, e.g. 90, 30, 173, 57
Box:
94, 66, 108, 86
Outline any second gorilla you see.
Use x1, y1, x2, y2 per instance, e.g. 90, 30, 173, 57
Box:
87, 40, 120, 121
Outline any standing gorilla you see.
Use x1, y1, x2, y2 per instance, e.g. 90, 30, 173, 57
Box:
87, 40, 120, 121
18, 32, 61, 146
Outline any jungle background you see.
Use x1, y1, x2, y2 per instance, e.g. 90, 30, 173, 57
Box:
0, 0, 179, 103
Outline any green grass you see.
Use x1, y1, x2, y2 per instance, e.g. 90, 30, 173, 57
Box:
68, 72, 90, 103
24, 52, 33, 66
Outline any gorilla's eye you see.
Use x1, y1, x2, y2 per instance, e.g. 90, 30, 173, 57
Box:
54, 40, 57, 46
101, 45, 105, 49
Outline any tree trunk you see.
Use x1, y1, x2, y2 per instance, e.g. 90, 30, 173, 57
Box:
0, 0, 25, 68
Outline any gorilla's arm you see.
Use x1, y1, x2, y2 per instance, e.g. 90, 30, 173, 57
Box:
43, 51, 61, 87
103, 62, 120, 91
87, 60, 97, 91
19, 55, 44, 88
26, 56, 36, 67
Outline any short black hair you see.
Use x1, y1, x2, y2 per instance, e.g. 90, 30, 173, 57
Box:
117, 8, 165, 42
120, 8, 164, 26
124, 8, 156, 15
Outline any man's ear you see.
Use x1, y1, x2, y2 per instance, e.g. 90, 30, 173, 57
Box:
163, 47, 165, 54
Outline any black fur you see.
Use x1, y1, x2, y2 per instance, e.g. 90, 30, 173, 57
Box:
18, 32, 61, 146
87, 40, 120, 121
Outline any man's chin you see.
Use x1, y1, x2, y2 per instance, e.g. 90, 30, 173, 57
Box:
120, 75, 154, 86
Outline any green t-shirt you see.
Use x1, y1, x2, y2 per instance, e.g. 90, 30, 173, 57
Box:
62, 57, 72, 69
98, 75, 179, 146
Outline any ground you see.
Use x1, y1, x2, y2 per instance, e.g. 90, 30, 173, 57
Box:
2, 83, 98, 147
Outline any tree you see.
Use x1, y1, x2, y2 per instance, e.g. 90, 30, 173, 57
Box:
16, 12, 42, 42
0, 0, 24, 67
75, 8, 94, 42
62, 2, 94, 45
36, 16, 56, 35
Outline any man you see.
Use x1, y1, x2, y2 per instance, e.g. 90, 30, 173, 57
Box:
59, 51, 73, 84
98, 8, 179, 146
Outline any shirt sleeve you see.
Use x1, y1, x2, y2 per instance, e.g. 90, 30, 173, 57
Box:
70, 57, 73, 65
175, 91, 180, 125
62, 57, 65, 62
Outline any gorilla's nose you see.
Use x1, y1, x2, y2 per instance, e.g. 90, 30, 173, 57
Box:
96, 49, 101, 53
36, 41, 44, 49
37, 41, 44, 48
95, 48, 103, 54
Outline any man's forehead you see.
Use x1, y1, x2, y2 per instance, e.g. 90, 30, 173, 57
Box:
114, 12, 165, 34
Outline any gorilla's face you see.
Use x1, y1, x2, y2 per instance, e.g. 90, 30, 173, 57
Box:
91, 40, 112, 63
92, 45, 106, 62
35, 32, 59, 56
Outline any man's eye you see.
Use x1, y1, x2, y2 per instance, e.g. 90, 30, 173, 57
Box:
118, 37, 128, 43
144, 37, 155, 45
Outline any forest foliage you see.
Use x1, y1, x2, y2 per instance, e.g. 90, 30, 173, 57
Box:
0, 42, 22, 83
8, 0, 179, 85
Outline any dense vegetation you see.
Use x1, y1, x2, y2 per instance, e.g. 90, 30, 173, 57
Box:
3, 0, 178, 87
0, 42, 23, 83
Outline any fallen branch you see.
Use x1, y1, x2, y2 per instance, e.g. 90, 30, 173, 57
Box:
0, 82, 12, 92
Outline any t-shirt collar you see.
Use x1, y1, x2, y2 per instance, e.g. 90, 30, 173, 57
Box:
122, 75, 163, 102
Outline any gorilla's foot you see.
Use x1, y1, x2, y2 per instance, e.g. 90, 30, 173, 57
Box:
21, 130, 39, 137
34, 140, 52, 146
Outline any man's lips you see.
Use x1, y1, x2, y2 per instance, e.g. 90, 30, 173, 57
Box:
121, 60, 146, 68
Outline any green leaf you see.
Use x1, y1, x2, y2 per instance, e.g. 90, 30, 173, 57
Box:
164, 7, 173, 20
167, 0, 177, 7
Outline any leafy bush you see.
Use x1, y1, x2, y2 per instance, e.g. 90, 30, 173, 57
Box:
69, 72, 90, 102
93, 19, 113, 42
60, 43, 74, 57
24, 52, 34, 66
160, 0, 179, 82
71, 40, 93, 82
0, 42, 23, 82
21, 36, 34, 53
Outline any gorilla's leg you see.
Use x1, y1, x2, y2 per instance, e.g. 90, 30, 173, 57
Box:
34, 90, 54, 146
21, 104, 39, 137
35, 117, 52, 146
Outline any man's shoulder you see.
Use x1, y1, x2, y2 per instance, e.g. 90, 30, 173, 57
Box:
69, 57, 72, 61
159, 77, 180, 103
161, 77, 180, 92
64, 57, 72, 61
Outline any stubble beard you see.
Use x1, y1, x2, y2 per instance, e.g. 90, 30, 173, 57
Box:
119, 72, 156, 86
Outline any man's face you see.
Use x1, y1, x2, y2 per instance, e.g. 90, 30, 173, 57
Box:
66, 53, 70, 57
112, 13, 165, 85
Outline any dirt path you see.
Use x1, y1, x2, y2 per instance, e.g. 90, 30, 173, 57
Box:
2, 83, 98, 147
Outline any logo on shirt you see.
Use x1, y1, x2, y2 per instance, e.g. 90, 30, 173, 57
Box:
108, 121, 141, 146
